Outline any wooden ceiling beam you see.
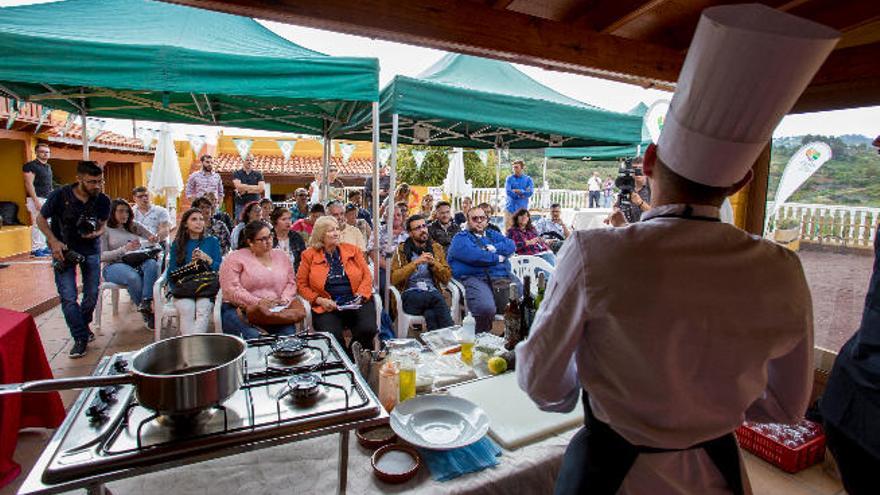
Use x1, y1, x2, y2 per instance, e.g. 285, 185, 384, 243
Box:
792, 43, 880, 113
165, 0, 685, 87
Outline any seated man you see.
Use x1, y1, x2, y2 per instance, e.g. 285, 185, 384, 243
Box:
447, 206, 516, 333
427, 200, 459, 251
391, 215, 454, 331
477, 202, 502, 232
327, 200, 366, 252
534, 202, 571, 253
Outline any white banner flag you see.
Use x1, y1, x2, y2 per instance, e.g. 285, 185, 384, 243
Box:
378, 147, 392, 166
412, 149, 428, 170
773, 141, 833, 210
276, 140, 296, 162
232, 138, 253, 161
85, 118, 105, 143
59, 112, 76, 138
187, 134, 206, 157
475, 149, 489, 166
33, 106, 52, 134
339, 142, 357, 164
138, 128, 157, 151
5, 99, 19, 130
645, 99, 670, 144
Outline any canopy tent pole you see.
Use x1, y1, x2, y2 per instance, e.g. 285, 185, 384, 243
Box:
385, 113, 399, 307
494, 145, 501, 212
370, 102, 381, 317
81, 101, 89, 161
542, 156, 547, 187
321, 129, 330, 203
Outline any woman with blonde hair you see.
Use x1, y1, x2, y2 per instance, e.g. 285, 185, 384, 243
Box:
297, 216, 377, 355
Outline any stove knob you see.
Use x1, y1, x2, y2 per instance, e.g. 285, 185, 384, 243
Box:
98, 386, 118, 404
113, 359, 129, 373
86, 403, 108, 423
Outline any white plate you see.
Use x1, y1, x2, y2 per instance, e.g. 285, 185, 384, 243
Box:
390, 394, 489, 450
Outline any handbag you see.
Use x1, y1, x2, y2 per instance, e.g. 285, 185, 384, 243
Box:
169, 258, 218, 299
246, 298, 306, 326
122, 246, 162, 267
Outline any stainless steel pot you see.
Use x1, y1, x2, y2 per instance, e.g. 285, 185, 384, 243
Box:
0, 334, 246, 415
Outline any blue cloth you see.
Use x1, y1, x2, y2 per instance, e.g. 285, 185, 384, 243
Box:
447, 229, 515, 279
504, 174, 533, 213
55, 253, 101, 341
418, 436, 502, 481
103, 258, 159, 304
165, 236, 222, 288
378, 310, 395, 341
40, 184, 111, 256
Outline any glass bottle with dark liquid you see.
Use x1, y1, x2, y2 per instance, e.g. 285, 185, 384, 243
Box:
503, 282, 521, 350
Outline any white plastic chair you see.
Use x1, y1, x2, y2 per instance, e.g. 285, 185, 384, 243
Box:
94, 280, 123, 335
388, 283, 461, 338
448, 278, 504, 322
509, 255, 555, 296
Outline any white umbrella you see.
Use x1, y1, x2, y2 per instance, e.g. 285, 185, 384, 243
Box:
148, 123, 184, 220
443, 148, 470, 205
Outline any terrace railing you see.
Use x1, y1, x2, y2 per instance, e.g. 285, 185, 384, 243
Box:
767, 202, 880, 248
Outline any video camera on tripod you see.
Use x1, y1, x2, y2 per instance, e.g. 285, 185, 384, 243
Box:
614, 157, 643, 223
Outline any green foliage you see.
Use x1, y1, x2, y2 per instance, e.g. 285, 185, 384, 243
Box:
394, 146, 498, 188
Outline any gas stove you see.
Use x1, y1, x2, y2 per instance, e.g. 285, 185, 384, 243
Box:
18, 333, 388, 495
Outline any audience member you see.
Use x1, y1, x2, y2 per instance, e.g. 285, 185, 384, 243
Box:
507, 208, 556, 266
290, 187, 310, 221
220, 221, 300, 339
37, 161, 111, 358
308, 171, 322, 205
447, 207, 516, 333
231, 201, 262, 250
185, 155, 223, 201
327, 165, 346, 202
259, 198, 275, 220
603, 176, 614, 208
345, 202, 372, 245
369, 206, 408, 297
165, 208, 221, 335
100, 199, 159, 329
270, 207, 306, 273
391, 215, 454, 331
477, 202, 502, 232
192, 196, 231, 255
453, 196, 472, 226
504, 160, 533, 229
132, 186, 171, 246
587, 171, 602, 208
23, 142, 54, 257
347, 189, 372, 227
363, 164, 390, 212
203, 191, 232, 232
419, 194, 434, 219
297, 216, 377, 355
292, 203, 325, 239
535, 203, 570, 253
327, 200, 365, 251
231, 155, 265, 220
428, 200, 458, 250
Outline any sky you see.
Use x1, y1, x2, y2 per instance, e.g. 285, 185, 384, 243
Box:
1, 0, 877, 142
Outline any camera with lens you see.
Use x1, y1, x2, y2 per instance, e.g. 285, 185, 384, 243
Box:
614, 158, 643, 223
52, 249, 86, 272
76, 215, 99, 236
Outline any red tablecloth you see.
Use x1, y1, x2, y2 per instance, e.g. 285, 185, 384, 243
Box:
0, 308, 65, 489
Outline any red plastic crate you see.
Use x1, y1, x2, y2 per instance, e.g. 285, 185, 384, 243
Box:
735, 420, 825, 473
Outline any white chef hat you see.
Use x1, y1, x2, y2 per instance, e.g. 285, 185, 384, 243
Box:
657, 4, 840, 187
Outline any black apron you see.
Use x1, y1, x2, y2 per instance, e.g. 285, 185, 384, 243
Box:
554, 206, 744, 495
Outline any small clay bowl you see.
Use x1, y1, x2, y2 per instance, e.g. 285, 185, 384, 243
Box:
371, 444, 421, 484
356, 423, 397, 450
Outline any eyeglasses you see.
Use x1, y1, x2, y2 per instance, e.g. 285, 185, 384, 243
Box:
296, 194, 308, 197
469, 215, 487, 221
253, 235, 273, 243
135, 194, 149, 199
83, 178, 105, 185
410, 224, 428, 231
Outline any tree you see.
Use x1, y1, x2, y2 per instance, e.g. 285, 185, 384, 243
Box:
394, 146, 498, 187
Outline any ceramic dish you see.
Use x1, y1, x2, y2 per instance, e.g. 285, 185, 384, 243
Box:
371, 444, 421, 484
389, 394, 489, 450
356, 423, 397, 450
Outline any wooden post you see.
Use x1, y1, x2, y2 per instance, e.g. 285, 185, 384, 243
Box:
742, 142, 771, 236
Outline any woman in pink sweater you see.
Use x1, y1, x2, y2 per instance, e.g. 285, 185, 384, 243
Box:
219, 221, 299, 339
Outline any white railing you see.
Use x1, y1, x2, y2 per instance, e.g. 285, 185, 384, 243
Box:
471, 187, 591, 210
767, 202, 880, 248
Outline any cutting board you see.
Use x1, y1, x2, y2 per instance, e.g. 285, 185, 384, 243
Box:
447, 372, 583, 450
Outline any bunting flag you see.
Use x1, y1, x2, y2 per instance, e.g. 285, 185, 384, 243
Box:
772, 142, 833, 211
339, 142, 357, 164
475, 149, 489, 166
645, 99, 670, 144
276, 139, 296, 162
186, 134, 206, 157
33, 106, 52, 134
232, 138, 253, 160
412, 149, 428, 170
85, 118, 105, 143
378, 147, 392, 166
59, 112, 76, 138
138, 128, 157, 151
5, 99, 20, 130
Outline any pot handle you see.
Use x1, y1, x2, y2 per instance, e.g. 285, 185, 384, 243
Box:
0, 374, 134, 395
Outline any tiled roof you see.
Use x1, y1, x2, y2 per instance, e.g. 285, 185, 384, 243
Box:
214, 153, 373, 176
46, 124, 152, 154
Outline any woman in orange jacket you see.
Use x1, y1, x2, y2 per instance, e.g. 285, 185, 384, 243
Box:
297, 216, 377, 354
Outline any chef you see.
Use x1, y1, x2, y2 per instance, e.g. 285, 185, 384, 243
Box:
515, 5, 839, 495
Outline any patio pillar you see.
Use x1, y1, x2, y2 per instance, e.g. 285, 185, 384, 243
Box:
370, 101, 381, 300
321, 129, 330, 202
385, 113, 399, 305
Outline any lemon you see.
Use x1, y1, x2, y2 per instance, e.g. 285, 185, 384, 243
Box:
487, 356, 508, 375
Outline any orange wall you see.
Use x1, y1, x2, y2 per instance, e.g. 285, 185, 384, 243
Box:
0, 136, 31, 224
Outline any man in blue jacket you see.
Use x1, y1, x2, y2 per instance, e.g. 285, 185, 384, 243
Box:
505, 160, 533, 230
447, 206, 516, 332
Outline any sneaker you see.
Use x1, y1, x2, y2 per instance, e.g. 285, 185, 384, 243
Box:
141, 311, 155, 330
68, 339, 88, 359
87, 329, 96, 342
32, 248, 51, 258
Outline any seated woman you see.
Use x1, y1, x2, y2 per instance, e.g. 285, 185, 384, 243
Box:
506, 208, 556, 266
220, 221, 299, 339
292, 203, 324, 240
270, 207, 306, 273
192, 196, 231, 255
297, 216, 377, 355
166, 208, 222, 335
100, 198, 160, 328
230, 200, 262, 250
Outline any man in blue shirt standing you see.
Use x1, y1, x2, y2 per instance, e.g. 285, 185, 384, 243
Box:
504, 160, 533, 230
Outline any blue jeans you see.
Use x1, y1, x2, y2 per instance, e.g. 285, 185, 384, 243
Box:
220, 302, 297, 340
102, 258, 159, 306
55, 253, 101, 341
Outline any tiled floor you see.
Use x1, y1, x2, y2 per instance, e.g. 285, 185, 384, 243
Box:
2, 290, 846, 495
0, 255, 62, 315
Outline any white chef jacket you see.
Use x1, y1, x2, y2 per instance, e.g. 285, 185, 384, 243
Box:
516, 203, 813, 495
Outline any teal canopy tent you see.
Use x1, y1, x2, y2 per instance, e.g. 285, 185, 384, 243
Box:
544, 103, 652, 160
0, 0, 379, 136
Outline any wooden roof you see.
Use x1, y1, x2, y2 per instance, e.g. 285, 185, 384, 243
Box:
167, 0, 879, 113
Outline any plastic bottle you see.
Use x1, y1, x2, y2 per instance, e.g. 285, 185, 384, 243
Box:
378, 360, 399, 412
460, 313, 476, 366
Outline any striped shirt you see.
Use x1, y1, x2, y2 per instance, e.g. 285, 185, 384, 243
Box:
185, 170, 224, 200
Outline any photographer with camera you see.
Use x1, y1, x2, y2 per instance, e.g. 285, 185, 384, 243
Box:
606, 156, 652, 227
36, 161, 111, 359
